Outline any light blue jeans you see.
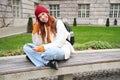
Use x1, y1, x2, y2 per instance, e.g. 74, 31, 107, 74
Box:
23, 43, 65, 67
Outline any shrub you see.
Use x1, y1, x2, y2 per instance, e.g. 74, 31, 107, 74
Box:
27, 17, 33, 33
84, 41, 112, 49
114, 19, 117, 25
73, 18, 77, 26
73, 43, 87, 50
106, 18, 110, 27
74, 41, 112, 50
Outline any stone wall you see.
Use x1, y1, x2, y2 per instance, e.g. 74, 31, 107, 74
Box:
0, 0, 38, 28
0, 0, 13, 27
0, 0, 120, 27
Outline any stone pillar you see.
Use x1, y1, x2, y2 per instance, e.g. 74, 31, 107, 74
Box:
58, 74, 73, 80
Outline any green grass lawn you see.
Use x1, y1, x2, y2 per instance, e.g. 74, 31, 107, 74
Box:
72, 26, 120, 50
0, 26, 120, 57
0, 34, 32, 56
72, 26, 120, 45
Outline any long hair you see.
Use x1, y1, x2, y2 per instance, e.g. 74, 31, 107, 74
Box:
37, 13, 56, 42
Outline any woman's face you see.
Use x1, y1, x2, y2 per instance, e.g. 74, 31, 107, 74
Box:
38, 12, 48, 23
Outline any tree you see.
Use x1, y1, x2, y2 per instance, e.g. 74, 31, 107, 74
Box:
0, 1, 14, 28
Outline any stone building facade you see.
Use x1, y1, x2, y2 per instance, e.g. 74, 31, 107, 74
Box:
0, 0, 39, 27
39, 0, 120, 26
0, 0, 120, 27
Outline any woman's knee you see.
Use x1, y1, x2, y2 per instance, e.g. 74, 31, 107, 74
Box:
23, 44, 33, 52
23, 44, 29, 50
42, 47, 65, 60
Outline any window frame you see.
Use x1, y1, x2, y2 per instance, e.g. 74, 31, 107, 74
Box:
49, 4, 60, 18
78, 4, 90, 18
10, 0, 21, 18
109, 4, 120, 18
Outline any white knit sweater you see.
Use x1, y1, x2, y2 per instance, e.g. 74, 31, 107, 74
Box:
32, 19, 75, 59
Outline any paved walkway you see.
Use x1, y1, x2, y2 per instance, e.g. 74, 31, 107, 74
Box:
0, 26, 26, 38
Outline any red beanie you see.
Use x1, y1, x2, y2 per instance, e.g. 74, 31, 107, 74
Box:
35, 5, 49, 19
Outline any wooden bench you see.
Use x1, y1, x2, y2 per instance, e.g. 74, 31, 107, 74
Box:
0, 49, 120, 80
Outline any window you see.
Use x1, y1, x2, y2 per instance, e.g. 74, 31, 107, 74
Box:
78, 4, 90, 18
109, 4, 120, 18
11, 0, 21, 18
49, 4, 60, 18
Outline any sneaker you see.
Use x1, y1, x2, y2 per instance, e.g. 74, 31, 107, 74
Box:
47, 60, 58, 70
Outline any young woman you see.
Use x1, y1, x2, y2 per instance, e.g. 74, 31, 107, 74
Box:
23, 5, 75, 70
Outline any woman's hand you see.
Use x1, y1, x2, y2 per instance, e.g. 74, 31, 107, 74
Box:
32, 47, 38, 51
32, 46, 45, 52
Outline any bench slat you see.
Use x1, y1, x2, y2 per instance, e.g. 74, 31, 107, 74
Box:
0, 49, 120, 75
